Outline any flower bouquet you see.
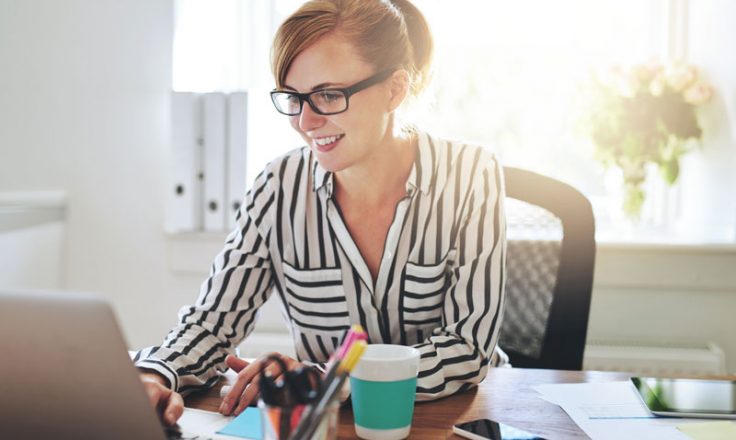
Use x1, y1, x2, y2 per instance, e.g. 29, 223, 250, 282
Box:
585, 61, 712, 218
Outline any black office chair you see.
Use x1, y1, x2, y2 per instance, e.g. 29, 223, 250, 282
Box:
498, 167, 596, 370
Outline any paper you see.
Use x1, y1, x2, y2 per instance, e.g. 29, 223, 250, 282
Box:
677, 421, 736, 440
217, 407, 263, 439
178, 408, 239, 439
532, 381, 707, 440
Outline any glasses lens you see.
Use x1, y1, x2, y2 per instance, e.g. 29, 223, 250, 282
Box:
309, 90, 347, 115
271, 92, 302, 115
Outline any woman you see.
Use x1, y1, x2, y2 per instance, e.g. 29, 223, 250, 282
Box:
137, 0, 506, 426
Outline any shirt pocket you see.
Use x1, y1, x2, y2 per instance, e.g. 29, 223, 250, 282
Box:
402, 252, 453, 329
282, 262, 350, 333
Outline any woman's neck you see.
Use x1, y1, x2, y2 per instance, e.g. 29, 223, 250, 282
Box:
334, 128, 416, 207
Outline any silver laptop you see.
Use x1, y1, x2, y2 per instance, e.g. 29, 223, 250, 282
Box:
0, 290, 182, 440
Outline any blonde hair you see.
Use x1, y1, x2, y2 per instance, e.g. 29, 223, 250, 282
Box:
271, 0, 433, 97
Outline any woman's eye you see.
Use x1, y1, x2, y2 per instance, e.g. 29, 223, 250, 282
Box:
316, 91, 342, 103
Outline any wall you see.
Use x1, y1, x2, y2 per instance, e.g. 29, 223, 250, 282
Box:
1, 0, 735, 373
0, 0, 180, 346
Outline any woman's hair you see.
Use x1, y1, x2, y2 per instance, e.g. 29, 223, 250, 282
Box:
271, 0, 433, 97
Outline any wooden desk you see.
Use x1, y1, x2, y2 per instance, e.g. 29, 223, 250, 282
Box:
186, 368, 632, 439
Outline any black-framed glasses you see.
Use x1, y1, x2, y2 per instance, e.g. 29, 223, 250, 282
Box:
270, 69, 395, 116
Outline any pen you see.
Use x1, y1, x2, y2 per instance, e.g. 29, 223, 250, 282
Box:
289, 340, 367, 440
320, 325, 367, 398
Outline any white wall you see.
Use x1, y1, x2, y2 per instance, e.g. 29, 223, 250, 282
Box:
1, 0, 735, 373
0, 0, 180, 347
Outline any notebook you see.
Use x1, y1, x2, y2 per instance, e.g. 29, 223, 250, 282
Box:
0, 289, 206, 440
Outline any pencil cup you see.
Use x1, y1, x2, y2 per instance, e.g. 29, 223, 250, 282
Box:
259, 399, 339, 440
349, 344, 420, 440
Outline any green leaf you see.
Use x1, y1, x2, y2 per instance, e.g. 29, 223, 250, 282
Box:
660, 159, 680, 185
623, 184, 645, 219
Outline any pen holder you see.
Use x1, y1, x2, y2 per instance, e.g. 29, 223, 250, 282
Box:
259, 399, 339, 440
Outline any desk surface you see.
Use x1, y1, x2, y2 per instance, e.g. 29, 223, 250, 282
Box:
186, 367, 636, 439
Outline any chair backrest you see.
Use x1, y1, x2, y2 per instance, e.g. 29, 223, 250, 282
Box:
499, 167, 596, 370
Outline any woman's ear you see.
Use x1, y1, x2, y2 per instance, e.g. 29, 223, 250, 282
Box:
387, 69, 410, 112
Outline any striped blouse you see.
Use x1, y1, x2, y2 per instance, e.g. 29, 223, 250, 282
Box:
135, 130, 506, 401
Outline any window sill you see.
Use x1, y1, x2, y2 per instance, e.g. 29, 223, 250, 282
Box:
164, 230, 736, 292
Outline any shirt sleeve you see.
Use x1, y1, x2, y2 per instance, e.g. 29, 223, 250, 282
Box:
413, 155, 506, 401
134, 170, 277, 395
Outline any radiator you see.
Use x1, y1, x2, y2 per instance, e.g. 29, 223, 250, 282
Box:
583, 340, 726, 375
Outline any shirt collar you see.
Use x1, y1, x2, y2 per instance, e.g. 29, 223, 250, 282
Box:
405, 130, 433, 195
312, 156, 333, 196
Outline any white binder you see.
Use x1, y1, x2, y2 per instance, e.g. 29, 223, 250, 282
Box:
167, 92, 202, 232
203, 93, 227, 232
227, 92, 248, 230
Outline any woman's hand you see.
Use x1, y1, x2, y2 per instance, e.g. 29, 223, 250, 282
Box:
219, 353, 302, 416
139, 372, 184, 426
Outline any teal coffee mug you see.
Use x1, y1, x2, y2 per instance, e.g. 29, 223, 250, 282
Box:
349, 344, 420, 440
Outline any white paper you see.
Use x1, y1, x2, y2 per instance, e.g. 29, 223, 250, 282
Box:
532, 381, 707, 440
178, 407, 239, 439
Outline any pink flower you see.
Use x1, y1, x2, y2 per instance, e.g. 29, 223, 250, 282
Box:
665, 62, 698, 92
649, 73, 665, 96
634, 62, 663, 83
684, 82, 713, 105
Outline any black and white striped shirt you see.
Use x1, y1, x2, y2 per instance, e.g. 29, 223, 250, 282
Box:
136, 130, 506, 401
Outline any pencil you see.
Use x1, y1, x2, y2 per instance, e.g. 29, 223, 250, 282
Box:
289, 341, 367, 440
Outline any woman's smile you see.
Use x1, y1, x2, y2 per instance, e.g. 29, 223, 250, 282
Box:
312, 133, 345, 153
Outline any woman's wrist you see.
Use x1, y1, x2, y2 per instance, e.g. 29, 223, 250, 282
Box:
139, 369, 170, 388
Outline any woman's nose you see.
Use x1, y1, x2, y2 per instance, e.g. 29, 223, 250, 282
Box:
297, 101, 325, 132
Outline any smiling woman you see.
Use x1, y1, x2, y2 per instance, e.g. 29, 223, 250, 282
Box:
141, 0, 507, 426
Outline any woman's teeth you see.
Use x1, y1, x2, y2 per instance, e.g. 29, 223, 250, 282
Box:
314, 134, 343, 146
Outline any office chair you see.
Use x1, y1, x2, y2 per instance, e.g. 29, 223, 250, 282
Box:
498, 167, 596, 370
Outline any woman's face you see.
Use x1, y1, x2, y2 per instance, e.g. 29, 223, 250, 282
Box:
283, 32, 396, 173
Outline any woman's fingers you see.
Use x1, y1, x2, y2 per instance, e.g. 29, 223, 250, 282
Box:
232, 369, 286, 416
225, 354, 250, 372
140, 377, 184, 426
220, 361, 257, 415
220, 353, 298, 416
164, 389, 185, 426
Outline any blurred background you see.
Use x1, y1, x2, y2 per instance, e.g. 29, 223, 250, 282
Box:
1, 0, 735, 374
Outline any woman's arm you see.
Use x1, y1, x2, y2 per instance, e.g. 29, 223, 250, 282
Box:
134, 169, 277, 395
413, 157, 506, 401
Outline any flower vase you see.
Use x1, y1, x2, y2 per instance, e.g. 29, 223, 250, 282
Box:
620, 162, 647, 220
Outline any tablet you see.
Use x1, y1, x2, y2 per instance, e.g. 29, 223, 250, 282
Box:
631, 376, 736, 419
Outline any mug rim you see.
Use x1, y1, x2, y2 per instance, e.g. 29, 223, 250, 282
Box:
359, 344, 420, 362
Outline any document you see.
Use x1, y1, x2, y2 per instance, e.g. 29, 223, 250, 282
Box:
677, 421, 736, 440
533, 381, 710, 440
179, 407, 262, 439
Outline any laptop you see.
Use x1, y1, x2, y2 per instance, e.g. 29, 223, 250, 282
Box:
0, 289, 205, 440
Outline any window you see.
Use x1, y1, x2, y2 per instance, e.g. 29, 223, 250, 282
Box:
171, 0, 733, 243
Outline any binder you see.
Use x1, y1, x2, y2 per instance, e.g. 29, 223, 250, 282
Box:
203, 93, 227, 232
227, 92, 248, 230
167, 92, 202, 233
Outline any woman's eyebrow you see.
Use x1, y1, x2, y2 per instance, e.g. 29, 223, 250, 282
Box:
282, 81, 345, 92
